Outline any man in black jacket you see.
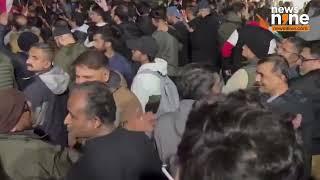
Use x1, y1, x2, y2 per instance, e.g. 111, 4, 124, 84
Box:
65, 81, 164, 180
189, 0, 220, 68
256, 54, 314, 180
289, 41, 320, 178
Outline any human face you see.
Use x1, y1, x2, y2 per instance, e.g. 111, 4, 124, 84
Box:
299, 47, 320, 75
131, 49, 143, 62
89, 11, 101, 23
64, 90, 98, 138
256, 62, 286, 95
26, 47, 51, 72
276, 39, 300, 66
75, 65, 109, 84
93, 34, 106, 52
242, 45, 256, 60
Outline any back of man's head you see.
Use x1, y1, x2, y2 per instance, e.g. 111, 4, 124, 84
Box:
136, 1, 151, 16
114, 4, 130, 23
178, 89, 303, 180
72, 12, 86, 27
176, 63, 222, 100
150, 6, 167, 21
308, 40, 320, 58
254, 7, 271, 23
232, 2, 246, 14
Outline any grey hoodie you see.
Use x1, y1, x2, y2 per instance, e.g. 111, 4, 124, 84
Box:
39, 67, 70, 95
24, 66, 70, 127
154, 99, 195, 174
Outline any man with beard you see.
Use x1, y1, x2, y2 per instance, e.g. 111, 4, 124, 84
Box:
24, 43, 70, 146
93, 28, 134, 86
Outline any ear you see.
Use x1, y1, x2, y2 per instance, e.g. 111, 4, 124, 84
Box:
103, 69, 110, 82
93, 116, 103, 129
280, 73, 288, 82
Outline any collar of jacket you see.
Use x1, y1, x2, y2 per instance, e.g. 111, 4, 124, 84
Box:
244, 58, 259, 67
106, 70, 122, 93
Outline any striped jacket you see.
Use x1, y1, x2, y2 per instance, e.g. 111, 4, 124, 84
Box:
0, 52, 15, 90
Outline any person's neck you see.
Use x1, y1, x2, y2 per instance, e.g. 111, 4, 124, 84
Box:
96, 20, 106, 26
116, 20, 122, 25
270, 84, 288, 97
141, 59, 151, 65
35, 66, 53, 75
91, 125, 115, 139
105, 48, 115, 59
157, 21, 169, 32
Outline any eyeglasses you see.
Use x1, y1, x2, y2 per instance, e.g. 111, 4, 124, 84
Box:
298, 55, 320, 62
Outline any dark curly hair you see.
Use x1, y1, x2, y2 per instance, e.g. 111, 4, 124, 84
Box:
178, 89, 304, 180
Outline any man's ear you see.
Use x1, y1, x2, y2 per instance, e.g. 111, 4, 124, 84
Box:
93, 116, 103, 129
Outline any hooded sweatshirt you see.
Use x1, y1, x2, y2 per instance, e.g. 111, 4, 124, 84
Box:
131, 58, 167, 112
23, 66, 69, 145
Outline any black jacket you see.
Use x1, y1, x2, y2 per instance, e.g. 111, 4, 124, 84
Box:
23, 67, 69, 146
189, 14, 220, 67
12, 52, 34, 90
136, 15, 156, 36
66, 128, 165, 180
290, 70, 320, 154
170, 22, 190, 66
267, 89, 314, 179
118, 22, 143, 40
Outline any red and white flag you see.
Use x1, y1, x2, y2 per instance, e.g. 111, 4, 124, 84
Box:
0, 0, 13, 13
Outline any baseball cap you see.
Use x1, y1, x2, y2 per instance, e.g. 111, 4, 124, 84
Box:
126, 36, 158, 57
167, 6, 182, 18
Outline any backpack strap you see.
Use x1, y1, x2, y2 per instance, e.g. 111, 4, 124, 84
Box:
138, 69, 164, 78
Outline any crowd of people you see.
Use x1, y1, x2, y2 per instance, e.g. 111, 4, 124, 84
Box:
0, 0, 320, 180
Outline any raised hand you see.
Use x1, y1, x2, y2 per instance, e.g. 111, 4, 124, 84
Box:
94, 0, 109, 12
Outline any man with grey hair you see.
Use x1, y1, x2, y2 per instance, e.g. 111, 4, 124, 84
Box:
23, 42, 70, 146
65, 81, 163, 180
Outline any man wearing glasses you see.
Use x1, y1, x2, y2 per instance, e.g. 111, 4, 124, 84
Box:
276, 37, 306, 79
290, 41, 320, 179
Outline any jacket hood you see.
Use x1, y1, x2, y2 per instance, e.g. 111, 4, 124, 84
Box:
106, 70, 124, 93
225, 12, 242, 23
39, 66, 70, 95
138, 58, 168, 76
